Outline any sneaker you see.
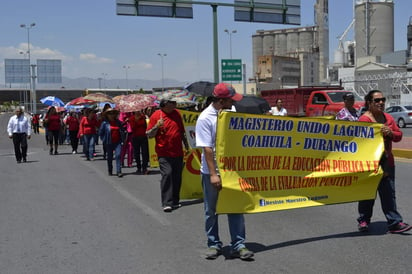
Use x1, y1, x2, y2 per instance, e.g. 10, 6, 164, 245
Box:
231, 247, 254, 260
205, 247, 222, 260
23, 158, 27, 162
54, 151, 58, 155
172, 203, 182, 210
17, 160, 22, 163
388, 222, 412, 233
72, 151, 76, 154
163, 206, 172, 213
143, 169, 149, 175
358, 221, 369, 232
117, 173, 123, 178
49, 149, 53, 155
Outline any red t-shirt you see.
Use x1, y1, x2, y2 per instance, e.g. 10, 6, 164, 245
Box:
147, 109, 185, 157
110, 120, 121, 144
65, 116, 79, 131
46, 114, 61, 131
32, 114, 39, 124
79, 116, 98, 135
130, 115, 147, 137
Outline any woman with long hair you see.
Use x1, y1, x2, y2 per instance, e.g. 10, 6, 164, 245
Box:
79, 108, 98, 161
44, 106, 61, 155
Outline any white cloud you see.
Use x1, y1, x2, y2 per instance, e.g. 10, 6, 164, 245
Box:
0, 44, 71, 61
130, 62, 153, 70
79, 53, 113, 64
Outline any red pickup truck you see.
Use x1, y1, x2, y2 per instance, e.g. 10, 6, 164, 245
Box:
261, 86, 364, 117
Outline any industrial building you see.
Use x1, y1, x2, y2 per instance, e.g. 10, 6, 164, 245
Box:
253, 0, 412, 105
334, 0, 412, 105
252, 0, 329, 91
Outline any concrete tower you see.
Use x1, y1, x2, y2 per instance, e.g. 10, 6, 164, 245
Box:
315, 0, 329, 82
355, 0, 394, 60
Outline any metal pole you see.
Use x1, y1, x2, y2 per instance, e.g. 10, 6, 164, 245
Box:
123, 65, 130, 89
212, 4, 219, 83
31, 64, 37, 114
158, 53, 166, 92
20, 23, 35, 112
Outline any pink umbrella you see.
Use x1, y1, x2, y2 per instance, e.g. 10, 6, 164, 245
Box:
117, 94, 156, 113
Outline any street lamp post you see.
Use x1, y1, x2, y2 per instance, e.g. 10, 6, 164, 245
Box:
224, 29, 237, 59
157, 53, 167, 92
20, 23, 36, 113
123, 65, 130, 90
101, 73, 108, 89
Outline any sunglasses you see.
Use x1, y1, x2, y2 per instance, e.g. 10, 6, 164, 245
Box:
373, 97, 386, 103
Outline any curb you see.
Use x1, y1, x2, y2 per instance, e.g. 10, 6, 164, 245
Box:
393, 149, 412, 159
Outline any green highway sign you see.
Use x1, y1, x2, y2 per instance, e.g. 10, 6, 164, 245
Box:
221, 59, 242, 81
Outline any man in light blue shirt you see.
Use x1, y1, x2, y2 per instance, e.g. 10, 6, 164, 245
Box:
7, 107, 31, 163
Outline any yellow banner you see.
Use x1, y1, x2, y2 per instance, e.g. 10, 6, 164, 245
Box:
215, 112, 384, 214
148, 111, 203, 200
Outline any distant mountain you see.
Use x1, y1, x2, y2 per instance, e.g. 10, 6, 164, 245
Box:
35, 77, 189, 90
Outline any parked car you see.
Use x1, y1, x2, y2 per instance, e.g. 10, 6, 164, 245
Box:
385, 105, 412, 128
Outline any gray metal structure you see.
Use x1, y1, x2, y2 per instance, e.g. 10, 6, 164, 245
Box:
355, 0, 394, 60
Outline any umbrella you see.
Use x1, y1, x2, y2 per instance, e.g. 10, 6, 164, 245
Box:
112, 95, 126, 104
40, 96, 65, 107
65, 96, 96, 106
117, 94, 156, 113
156, 92, 197, 109
84, 92, 114, 103
234, 96, 271, 115
184, 81, 217, 97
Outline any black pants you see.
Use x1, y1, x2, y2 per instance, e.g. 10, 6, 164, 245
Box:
158, 156, 183, 207
12, 133, 28, 162
132, 136, 149, 171
32, 124, 39, 134
69, 130, 79, 152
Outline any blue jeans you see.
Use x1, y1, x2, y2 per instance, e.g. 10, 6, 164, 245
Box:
201, 173, 246, 252
105, 143, 122, 174
83, 134, 95, 160
358, 166, 403, 228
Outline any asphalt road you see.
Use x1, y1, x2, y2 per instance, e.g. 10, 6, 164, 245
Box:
1, 112, 411, 274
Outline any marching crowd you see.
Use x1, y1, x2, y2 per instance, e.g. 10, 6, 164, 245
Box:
6, 84, 412, 261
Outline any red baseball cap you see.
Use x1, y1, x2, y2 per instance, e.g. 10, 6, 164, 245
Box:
212, 83, 243, 101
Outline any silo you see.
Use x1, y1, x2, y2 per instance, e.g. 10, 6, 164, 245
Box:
262, 34, 275, 55
274, 32, 287, 55
334, 48, 344, 65
252, 33, 264, 76
355, 0, 394, 60
286, 31, 299, 53
299, 29, 315, 52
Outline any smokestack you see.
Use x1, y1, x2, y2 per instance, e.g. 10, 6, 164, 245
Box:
315, 0, 329, 82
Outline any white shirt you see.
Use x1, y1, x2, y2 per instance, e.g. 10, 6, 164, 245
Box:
270, 106, 288, 116
195, 104, 218, 175
7, 114, 31, 136
271, 106, 287, 116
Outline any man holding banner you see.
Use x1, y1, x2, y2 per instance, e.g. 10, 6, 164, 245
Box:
195, 83, 254, 261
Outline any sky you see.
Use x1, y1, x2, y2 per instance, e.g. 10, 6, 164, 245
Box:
0, 0, 411, 87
